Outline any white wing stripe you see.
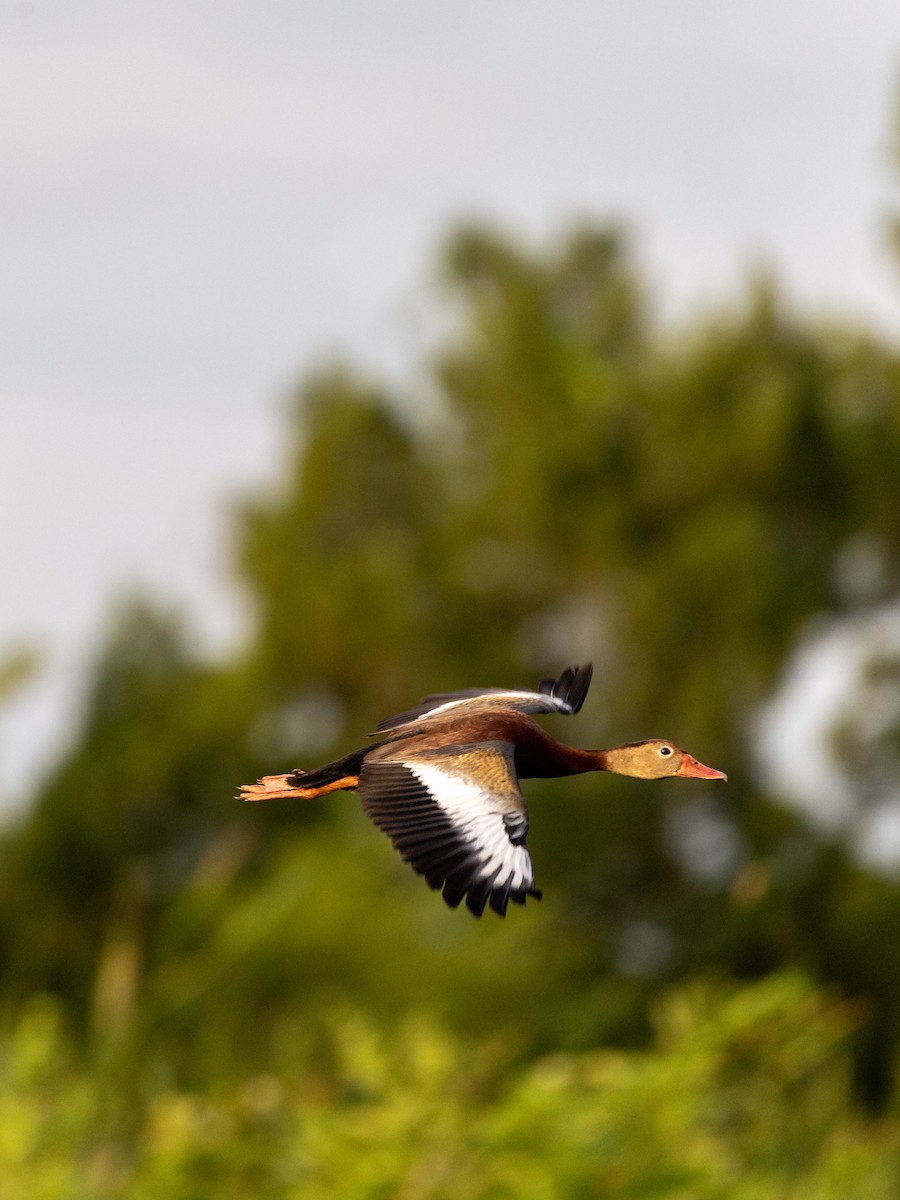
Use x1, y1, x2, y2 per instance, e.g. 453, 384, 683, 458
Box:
408, 762, 534, 891
403, 690, 571, 725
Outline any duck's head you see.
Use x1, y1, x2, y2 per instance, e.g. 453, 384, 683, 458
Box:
604, 739, 727, 781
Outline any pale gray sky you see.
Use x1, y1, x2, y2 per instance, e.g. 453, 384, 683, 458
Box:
3, 1, 900, 803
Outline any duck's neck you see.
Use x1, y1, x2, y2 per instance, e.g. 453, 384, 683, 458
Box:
556, 744, 612, 775
517, 730, 611, 778
522, 731, 662, 779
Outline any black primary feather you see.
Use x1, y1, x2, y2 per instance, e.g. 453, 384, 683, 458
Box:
537, 662, 592, 714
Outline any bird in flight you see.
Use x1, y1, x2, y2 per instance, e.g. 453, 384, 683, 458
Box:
240, 663, 726, 917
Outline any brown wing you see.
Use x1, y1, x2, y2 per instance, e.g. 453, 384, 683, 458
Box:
359, 742, 540, 917
375, 663, 593, 732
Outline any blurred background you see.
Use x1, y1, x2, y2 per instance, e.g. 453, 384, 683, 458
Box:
5, 2, 900, 1194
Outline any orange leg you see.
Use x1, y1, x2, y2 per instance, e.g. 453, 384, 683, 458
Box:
238, 772, 359, 802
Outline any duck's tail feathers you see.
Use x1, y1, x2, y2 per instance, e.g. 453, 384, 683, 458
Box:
238, 745, 371, 803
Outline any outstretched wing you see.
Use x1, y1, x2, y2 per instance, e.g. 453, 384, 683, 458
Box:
359, 742, 540, 917
375, 662, 593, 733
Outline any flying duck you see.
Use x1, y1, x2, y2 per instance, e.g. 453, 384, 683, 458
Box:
240, 663, 726, 917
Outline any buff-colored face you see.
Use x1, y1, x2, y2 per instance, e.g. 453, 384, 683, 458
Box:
606, 740, 728, 781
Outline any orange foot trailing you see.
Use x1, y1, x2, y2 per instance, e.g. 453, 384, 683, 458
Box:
239, 771, 360, 802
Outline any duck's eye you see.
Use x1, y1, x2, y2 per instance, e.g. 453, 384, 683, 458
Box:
659, 746, 673, 757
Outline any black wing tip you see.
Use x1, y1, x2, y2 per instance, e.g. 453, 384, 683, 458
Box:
538, 662, 593, 714
440, 880, 542, 918
427, 869, 543, 918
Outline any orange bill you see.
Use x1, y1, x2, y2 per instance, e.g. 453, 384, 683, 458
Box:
676, 753, 728, 781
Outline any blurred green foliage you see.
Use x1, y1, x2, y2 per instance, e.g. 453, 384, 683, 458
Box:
3, 974, 900, 1198
3, 221, 900, 1191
